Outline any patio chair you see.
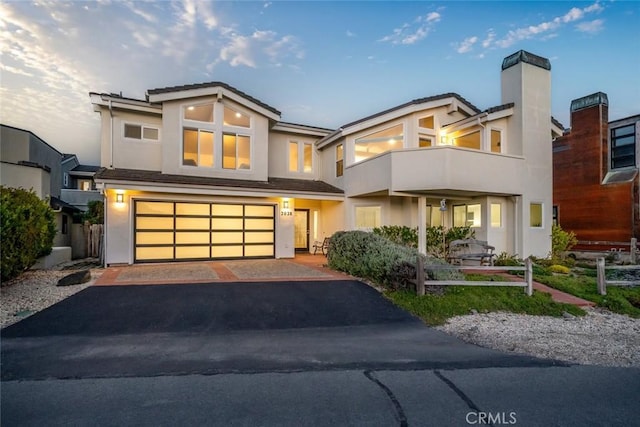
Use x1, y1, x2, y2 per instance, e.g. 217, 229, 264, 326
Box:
312, 237, 331, 255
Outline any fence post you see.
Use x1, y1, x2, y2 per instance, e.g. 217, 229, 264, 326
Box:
416, 257, 425, 296
631, 238, 637, 264
525, 257, 533, 296
596, 257, 606, 295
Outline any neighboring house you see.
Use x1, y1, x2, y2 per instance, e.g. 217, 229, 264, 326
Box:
92, 49, 561, 266
61, 153, 102, 211
553, 93, 639, 251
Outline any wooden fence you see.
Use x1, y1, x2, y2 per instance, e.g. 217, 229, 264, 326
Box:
85, 223, 104, 262
414, 257, 533, 296
596, 257, 640, 295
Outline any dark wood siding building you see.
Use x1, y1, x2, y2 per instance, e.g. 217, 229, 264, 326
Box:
553, 93, 640, 251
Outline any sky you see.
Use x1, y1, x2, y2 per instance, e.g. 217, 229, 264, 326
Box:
1, 0, 639, 165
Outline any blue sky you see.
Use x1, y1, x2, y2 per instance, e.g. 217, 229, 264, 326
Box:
1, 1, 638, 165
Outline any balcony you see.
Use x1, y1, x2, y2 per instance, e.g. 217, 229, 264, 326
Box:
60, 189, 102, 211
344, 146, 527, 197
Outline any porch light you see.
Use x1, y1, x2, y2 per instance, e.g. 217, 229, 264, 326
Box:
283, 200, 289, 209
116, 193, 124, 204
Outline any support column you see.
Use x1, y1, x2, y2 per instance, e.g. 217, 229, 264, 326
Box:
417, 196, 427, 255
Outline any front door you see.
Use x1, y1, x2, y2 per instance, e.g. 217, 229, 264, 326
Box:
294, 209, 310, 252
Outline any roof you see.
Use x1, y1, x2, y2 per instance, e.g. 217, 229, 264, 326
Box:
0, 124, 63, 156
484, 102, 514, 114
502, 50, 551, 71
551, 116, 565, 131
146, 82, 281, 116
340, 92, 481, 129
50, 196, 81, 213
71, 164, 100, 173
94, 168, 344, 195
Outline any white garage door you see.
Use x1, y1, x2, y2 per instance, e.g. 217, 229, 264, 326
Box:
134, 201, 275, 262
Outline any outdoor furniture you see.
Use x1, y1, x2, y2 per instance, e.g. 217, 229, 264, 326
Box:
447, 238, 496, 266
312, 237, 331, 255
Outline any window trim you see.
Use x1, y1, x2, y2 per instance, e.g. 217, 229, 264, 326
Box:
354, 205, 382, 230
610, 123, 636, 170
123, 122, 160, 143
489, 127, 504, 153
452, 203, 482, 228
354, 123, 404, 163
490, 203, 502, 228
288, 140, 314, 174
529, 202, 544, 228
336, 143, 344, 177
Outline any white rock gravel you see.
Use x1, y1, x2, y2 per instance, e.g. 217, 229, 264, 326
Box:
1, 267, 101, 329
436, 309, 640, 368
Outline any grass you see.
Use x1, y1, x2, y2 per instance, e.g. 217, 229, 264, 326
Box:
533, 272, 640, 318
386, 273, 585, 326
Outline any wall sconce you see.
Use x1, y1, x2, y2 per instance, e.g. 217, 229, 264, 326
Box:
283, 200, 289, 209
116, 193, 124, 204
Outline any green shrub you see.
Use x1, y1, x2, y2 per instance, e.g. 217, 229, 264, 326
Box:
494, 252, 522, 267
551, 224, 577, 263
373, 225, 417, 248
549, 264, 571, 274
328, 230, 461, 290
1, 186, 56, 281
426, 226, 475, 259
83, 200, 104, 224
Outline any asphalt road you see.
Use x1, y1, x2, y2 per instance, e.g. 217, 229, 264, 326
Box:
2, 280, 639, 426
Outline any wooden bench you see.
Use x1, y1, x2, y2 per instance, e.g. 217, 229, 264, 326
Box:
447, 238, 496, 266
312, 237, 331, 255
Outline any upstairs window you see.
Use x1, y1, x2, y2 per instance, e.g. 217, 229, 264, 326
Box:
184, 104, 213, 122
453, 130, 481, 150
183, 129, 214, 167
288, 141, 313, 173
223, 106, 250, 128
124, 123, 159, 142
336, 144, 344, 177
611, 124, 635, 169
491, 129, 502, 153
355, 124, 403, 163
418, 115, 435, 148
223, 133, 251, 170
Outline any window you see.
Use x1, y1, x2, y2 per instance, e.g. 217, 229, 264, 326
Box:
491, 203, 502, 227
336, 144, 344, 177
425, 205, 443, 227
183, 129, 214, 167
418, 116, 434, 129
530, 203, 543, 228
223, 133, 251, 169
223, 105, 250, 128
62, 215, 68, 235
453, 204, 482, 227
79, 179, 92, 191
418, 115, 435, 148
453, 131, 481, 150
288, 141, 313, 173
419, 136, 433, 148
63, 173, 69, 187
611, 124, 635, 169
124, 123, 160, 142
491, 129, 502, 153
354, 124, 403, 163
355, 206, 381, 229
552, 206, 558, 227
182, 101, 253, 170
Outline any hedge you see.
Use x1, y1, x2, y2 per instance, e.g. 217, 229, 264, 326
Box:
327, 230, 461, 290
1, 186, 56, 281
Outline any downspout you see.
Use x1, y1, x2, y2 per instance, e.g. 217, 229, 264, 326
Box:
109, 99, 114, 169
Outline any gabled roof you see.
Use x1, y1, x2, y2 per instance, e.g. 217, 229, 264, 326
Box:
95, 168, 344, 195
71, 164, 100, 173
146, 81, 281, 116
0, 124, 63, 156
341, 93, 481, 129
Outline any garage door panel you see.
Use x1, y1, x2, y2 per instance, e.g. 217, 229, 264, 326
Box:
136, 232, 174, 245
137, 201, 173, 215
136, 217, 174, 230
245, 245, 274, 257
244, 205, 274, 217
245, 218, 274, 230
176, 217, 210, 230
212, 204, 243, 216
212, 245, 244, 258
176, 203, 209, 216
212, 232, 243, 244
175, 232, 210, 244
136, 246, 174, 260
245, 232, 274, 244
212, 217, 243, 230
175, 246, 210, 259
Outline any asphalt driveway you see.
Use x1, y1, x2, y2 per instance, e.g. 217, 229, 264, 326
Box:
1, 280, 554, 382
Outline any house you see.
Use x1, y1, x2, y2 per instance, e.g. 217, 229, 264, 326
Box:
61, 153, 102, 212
92, 49, 561, 265
0, 124, 79, 248
553, 93, 639, 251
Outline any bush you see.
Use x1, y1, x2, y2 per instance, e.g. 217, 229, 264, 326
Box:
327, 230, 461, 290
373, 225, 417, 248
551, 224, 577, 263
426, 226, 475, 259
0, 186, 56, 281
549, 264, 571, 274
83, 200, 104, 224
494, 252, 522, 267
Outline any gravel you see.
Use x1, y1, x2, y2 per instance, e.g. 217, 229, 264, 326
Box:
436, 309, 640, 368
2, 266, 639, 368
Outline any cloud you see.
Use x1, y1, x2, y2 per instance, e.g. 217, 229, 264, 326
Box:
576, 19, 604, 34
379, 10, 441, 45
219, 30, 304, 68
455, 1, 604, 54
346, 30, 356, 37
455, 36, 478, 54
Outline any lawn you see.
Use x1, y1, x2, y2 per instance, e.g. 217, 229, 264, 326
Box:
386, 274, 585, 326
533, 270, 640, 318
